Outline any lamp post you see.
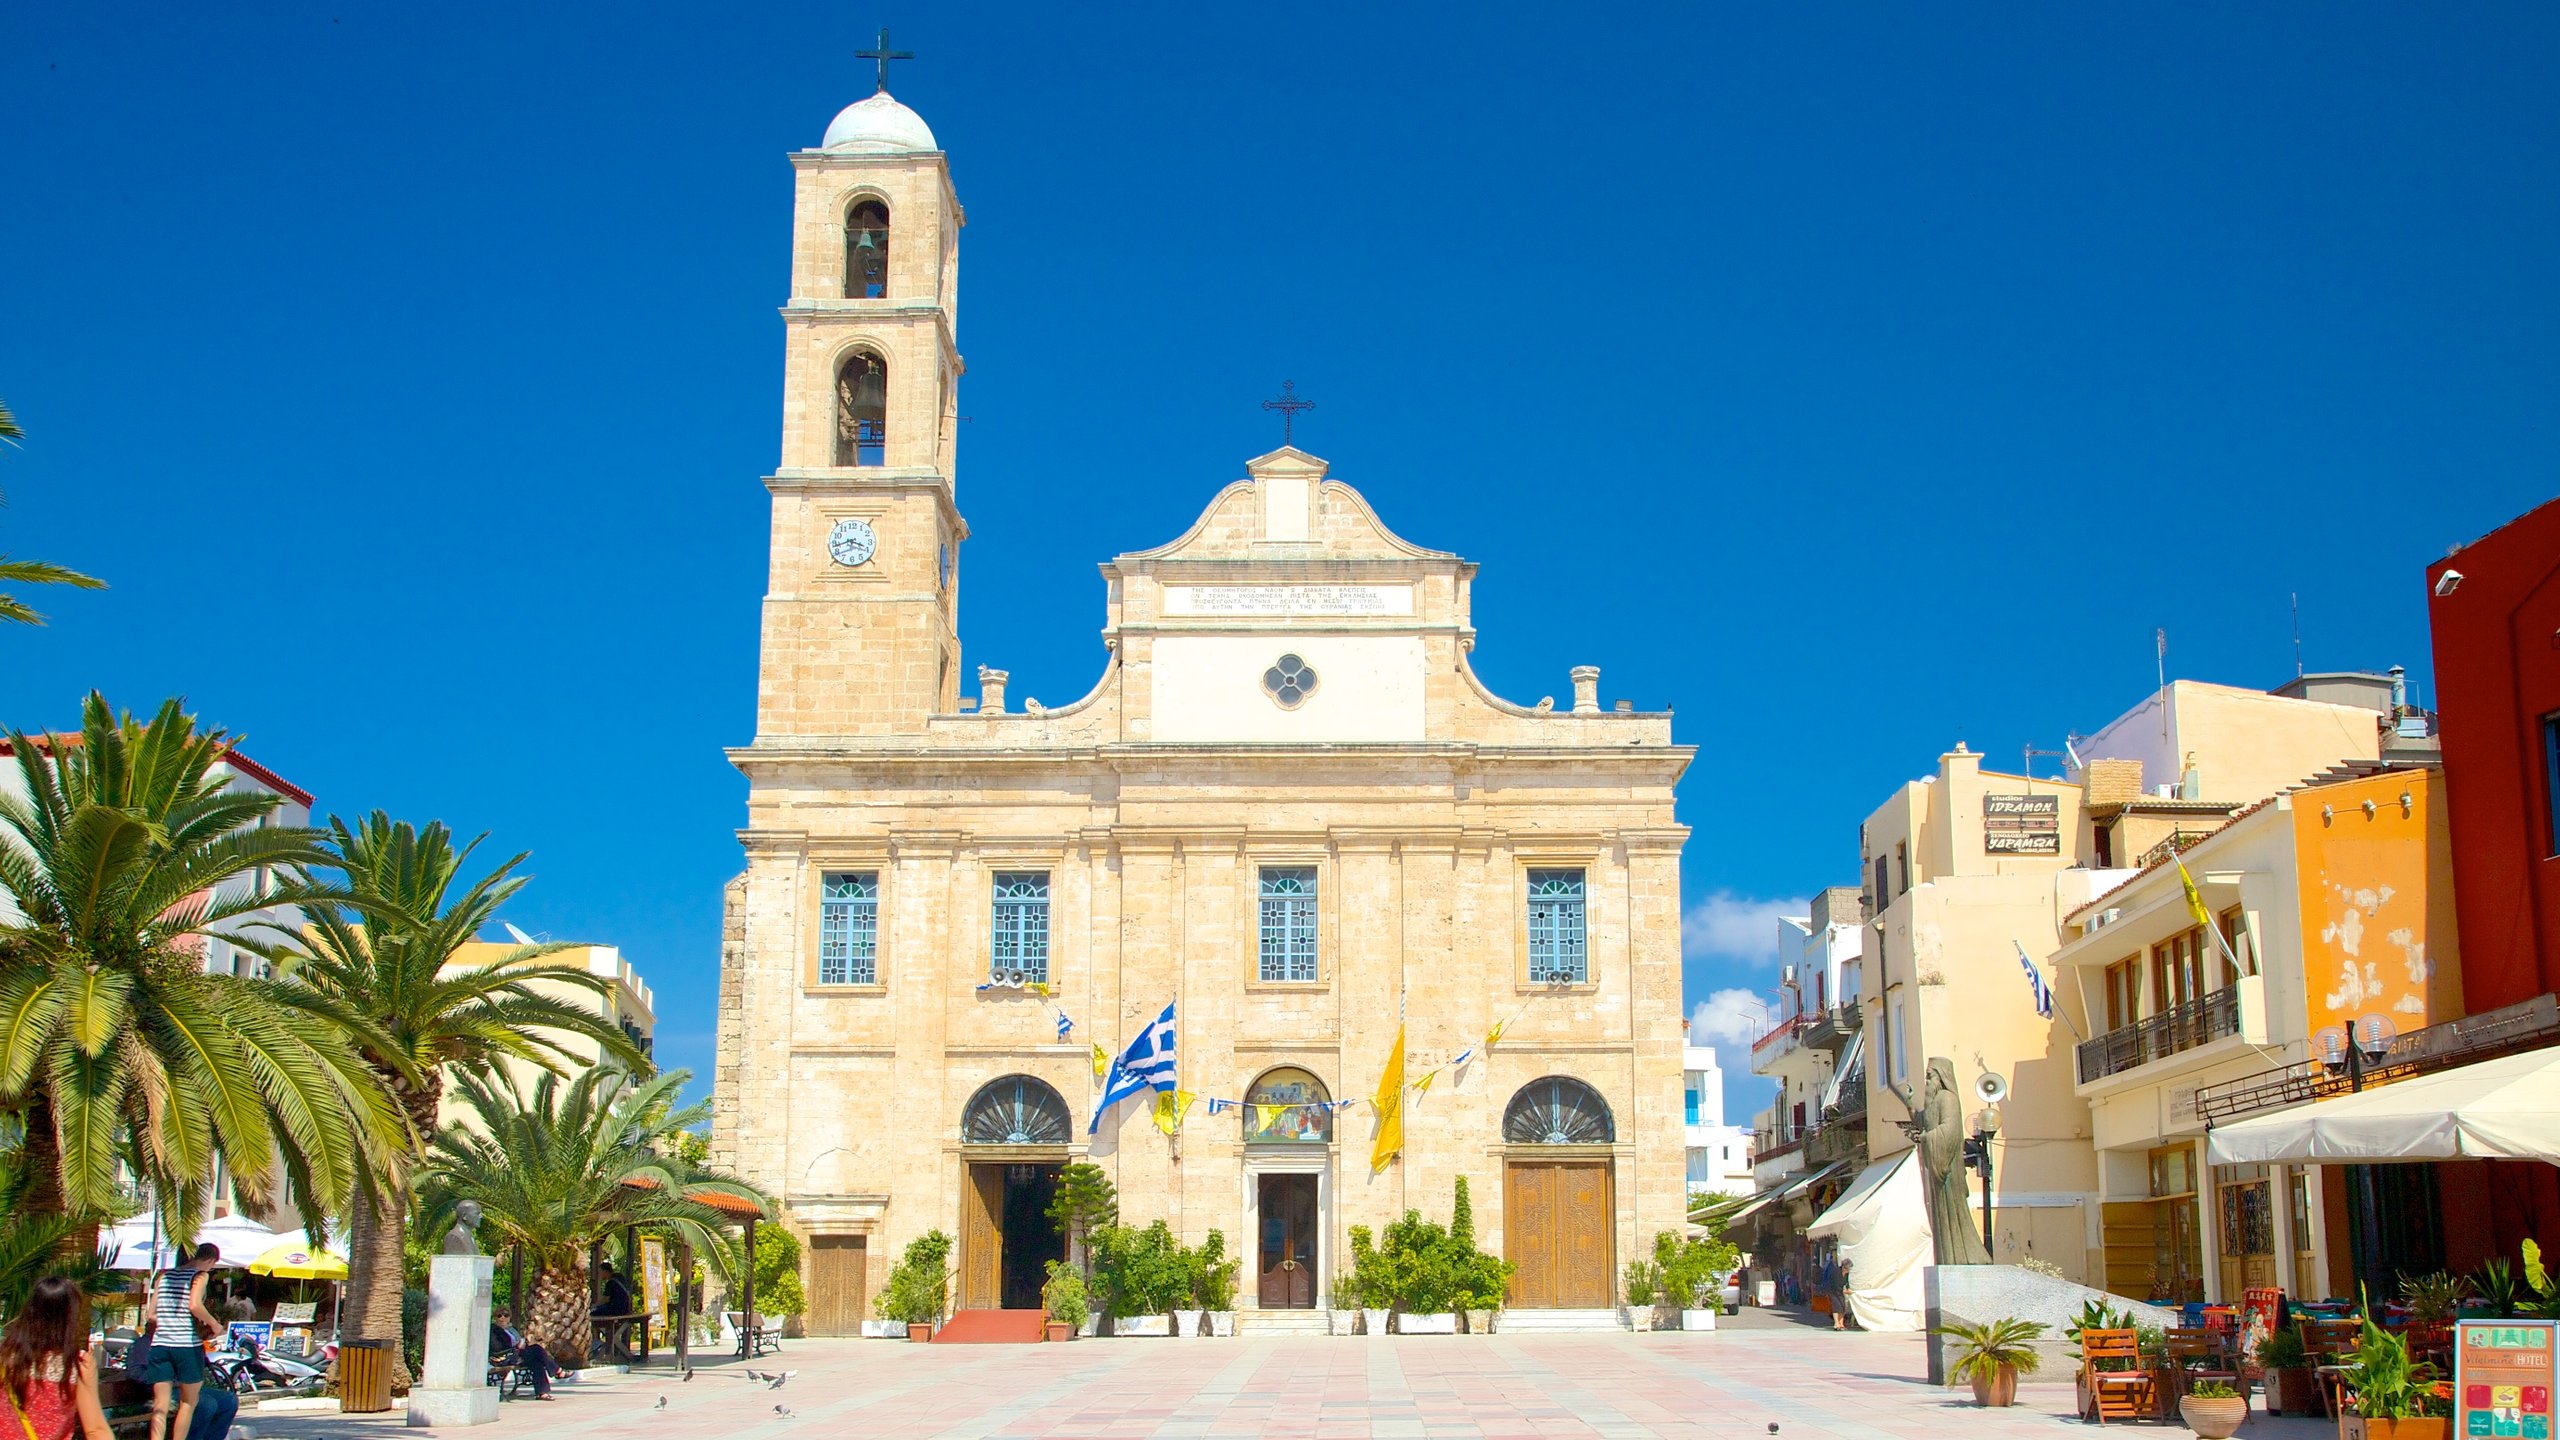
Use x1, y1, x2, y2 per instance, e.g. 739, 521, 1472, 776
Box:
1962, 1107, 1999, 1258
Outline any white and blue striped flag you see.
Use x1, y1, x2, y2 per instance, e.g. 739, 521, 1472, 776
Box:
1090, 1001, 1177, 1134
2015, 941, 2054, 1019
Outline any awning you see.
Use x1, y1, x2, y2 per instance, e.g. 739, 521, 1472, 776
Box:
1805, 1151, 1927, 1332
2206, 1046, 2560, 1166
1775, 1160, 1849, 1202
1715, 1191, 1782, 1226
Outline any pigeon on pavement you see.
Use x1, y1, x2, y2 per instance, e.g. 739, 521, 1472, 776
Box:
767, 1371, 796, 1390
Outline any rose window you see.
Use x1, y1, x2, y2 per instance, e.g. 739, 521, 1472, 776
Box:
1262, 653, 1319, 709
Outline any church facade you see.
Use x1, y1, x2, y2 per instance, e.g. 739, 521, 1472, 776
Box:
711, 83, 1694, 1329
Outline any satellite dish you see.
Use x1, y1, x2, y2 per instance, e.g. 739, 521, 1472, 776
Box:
1975, 1071, 2009, 1105
503, 923, 537, 946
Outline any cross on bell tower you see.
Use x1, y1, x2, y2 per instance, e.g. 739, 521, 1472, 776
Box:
1262, 380, 1314, 445
855, 28, 913, 93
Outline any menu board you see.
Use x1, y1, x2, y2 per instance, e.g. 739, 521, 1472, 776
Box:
2458, 1320, 2558, 1439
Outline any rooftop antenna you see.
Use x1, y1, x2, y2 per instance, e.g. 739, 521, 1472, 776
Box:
503, 922, 537, 947
2156, 627, 2170, 743
2023, 744, 2069, 780
2291, 592, 2303, 678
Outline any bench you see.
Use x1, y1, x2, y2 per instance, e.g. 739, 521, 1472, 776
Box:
718, 1311, 782, 1358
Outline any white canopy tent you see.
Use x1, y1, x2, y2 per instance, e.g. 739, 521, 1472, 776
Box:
2205, 1048, 2560, 1166
1805, 1150, 1928, 1332
99, 1214, 279, 1272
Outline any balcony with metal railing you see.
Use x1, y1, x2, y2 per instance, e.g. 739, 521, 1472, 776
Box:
2075, 983, 2246, 1085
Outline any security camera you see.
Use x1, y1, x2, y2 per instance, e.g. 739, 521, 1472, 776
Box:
2434, 570, 2464, 597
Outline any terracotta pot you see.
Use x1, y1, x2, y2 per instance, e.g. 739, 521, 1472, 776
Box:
905, 1322, 934, 1342
2179, 1395, 2246, 1439
1969, 1364, 2019, 1408
1043, 1321, 1073, 1342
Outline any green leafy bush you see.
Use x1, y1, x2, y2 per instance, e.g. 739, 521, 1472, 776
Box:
1652, 1228, 1740, 1309
1041, 1259, 1089, 1329
2255, 1323, 2310, 1371
2399, 1270, 2468, 1325
1091, 1221, 1188, 1318
1622, 1259, 1661, 1309
874, 1230, 952, 1326
2341, 1297, 2444, 1420
1327, 1272, 1358, 1311
2187, 1380, 2239, 1400
1187, 1230, 1241, 1311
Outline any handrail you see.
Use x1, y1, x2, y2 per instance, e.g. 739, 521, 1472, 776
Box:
1750, 1014, 1808, 1054
2076, 985, 2242, 1084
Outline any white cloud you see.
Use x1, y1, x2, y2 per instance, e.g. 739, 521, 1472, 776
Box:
1682, 890, 1806, 965
1689, 989, 1767, 1047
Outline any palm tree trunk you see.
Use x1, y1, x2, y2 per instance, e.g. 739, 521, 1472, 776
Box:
345, 1180, 416, 1392
18, 1095, 63, 1218
530, 1264, 593, 1368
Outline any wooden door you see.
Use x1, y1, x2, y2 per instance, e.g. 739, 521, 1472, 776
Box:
1505, 1160, 1613, 1308
806, 1236, 867, 1334
1256, 1174, 1317, 1308
960, 1163, 1004, 1311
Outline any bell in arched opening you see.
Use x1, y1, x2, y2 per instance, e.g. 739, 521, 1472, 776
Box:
845, 199, 890, 299
836, 351, 887, 466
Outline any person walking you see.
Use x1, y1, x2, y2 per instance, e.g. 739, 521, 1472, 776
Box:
0, 1276, 113, 1440
138, 1242, 222, 1440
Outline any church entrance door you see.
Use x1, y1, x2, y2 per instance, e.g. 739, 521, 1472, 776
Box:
1256, 1173, 1319, 1308
805, 1235, 866, 1334
1505, 1159, 1613, 1308
961, 1162, 1063, 1311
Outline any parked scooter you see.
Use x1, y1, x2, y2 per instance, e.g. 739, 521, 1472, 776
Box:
205, 1336, 325, 1397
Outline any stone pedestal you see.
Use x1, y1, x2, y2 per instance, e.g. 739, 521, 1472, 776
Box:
407, 1254, 499, 1427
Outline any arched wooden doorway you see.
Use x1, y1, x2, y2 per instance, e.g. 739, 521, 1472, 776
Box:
1502, 1076, 1617, 1308
957, 1075, 1071, 1311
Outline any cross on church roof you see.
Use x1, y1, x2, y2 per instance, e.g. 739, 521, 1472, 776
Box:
856, 28, 913, 93
1262, 380, 1314, 445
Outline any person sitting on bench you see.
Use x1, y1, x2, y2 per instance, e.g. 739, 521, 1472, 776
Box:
488, 1309, 561, 1400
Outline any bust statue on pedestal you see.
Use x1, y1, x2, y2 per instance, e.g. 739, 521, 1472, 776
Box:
408, 1203, 499, 1428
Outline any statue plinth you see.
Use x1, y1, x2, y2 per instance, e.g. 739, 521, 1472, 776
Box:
406, 1254, 498, 1428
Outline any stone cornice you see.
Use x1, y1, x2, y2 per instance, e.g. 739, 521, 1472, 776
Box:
738, 828, 808, 857
730, 741, 1695, 771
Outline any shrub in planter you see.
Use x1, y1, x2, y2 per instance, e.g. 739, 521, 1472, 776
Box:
1347, 1225, 1391, 1336
1930, 1316, 2046, 1408
2335, 1299, 2453, 1440
1041, 1260, 1088, 1342
1091, 1221, 1188, 1333
1621, 1259, 1662, 1330
875, 1230, 953, 1340
2256, 1323, 2319, 1416
2179, 1379, 2247, 1439
1187, 1230, 1241, 1337
1327, 1274, 1361, 1336
1653, 1228, 1739, 1331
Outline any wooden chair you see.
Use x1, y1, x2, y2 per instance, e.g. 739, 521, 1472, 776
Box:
2165, 1328, 2243, 1408
2081, 1328, 2155, 1425
2304, 1317, 2363, 1420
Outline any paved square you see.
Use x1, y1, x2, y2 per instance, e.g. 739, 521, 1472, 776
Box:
229, 1326, 2343, 1439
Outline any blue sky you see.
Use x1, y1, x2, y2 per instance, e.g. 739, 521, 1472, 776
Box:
5, 5, 2555, 1124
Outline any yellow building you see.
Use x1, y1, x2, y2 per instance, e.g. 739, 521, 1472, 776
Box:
711, 85, 1691, 1333
432, 941, 658, 1128
2057, 767, 2462, 1304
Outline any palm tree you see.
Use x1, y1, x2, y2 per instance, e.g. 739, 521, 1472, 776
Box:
0, 398, 107, 625
255, 813, 646, 1387
0, 693, 402, 1238
424, 1066, 766, 1366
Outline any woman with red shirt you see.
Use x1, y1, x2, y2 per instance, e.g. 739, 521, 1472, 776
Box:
0, 1276, 113, 1440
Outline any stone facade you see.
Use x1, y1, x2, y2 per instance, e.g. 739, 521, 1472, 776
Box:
712, 90, 1692, 1323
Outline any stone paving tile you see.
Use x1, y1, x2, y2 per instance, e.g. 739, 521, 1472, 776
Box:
224, 1331, 2350, 1439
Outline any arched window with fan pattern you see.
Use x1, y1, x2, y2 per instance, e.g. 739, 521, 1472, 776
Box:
1502, 1076, 1615, 1145
960, 1074, 1071, 1146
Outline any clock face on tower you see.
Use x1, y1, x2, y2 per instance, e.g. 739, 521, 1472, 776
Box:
827, 518, 877, 567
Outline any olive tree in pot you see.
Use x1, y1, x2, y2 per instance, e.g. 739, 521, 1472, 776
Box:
1041, 1260, 1088, 1343
2179, 1380, 2247, 1440
1654, 1228, 1740, 1332
875, 1230, 952, 1342
1931, 1316, 2048, 1407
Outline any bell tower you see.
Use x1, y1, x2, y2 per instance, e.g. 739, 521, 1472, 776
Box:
754, 59, 966, 739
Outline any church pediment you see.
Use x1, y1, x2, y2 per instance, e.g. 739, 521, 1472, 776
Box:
1111, 451, 1463, 570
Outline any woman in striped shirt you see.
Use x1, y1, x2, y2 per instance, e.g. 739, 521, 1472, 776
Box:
135, 1242, 221, 1440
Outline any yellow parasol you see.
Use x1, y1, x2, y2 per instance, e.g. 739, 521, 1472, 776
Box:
246, 1239, 349, 1281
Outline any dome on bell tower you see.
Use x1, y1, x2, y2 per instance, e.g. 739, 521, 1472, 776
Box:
822, 92, 938, 154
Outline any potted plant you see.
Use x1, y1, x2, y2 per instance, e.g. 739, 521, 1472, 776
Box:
1930, 1316, 2047, 1407
2066, 1299, 2137, 1418
1041, 1259, 1087, 1343
1654, 1228, 1739, 1332
1381, 1209, 1460, 1333
1448, 1179, 1512, 1334
2336, 1306, 2451, 1440
1181, 1230, 1240, 1337
1348, 1225, 1392, 1336
1092, 1221, 1184, 1336
2256, 1322, 2318, 1416
1328, 1273, 1361, 1336
875, 1229, 952, 1342
1620, 1259, 1662, 1331
2179, 1379, 2246, 1439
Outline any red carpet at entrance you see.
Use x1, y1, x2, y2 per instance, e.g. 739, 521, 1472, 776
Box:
932, 1309, 1046, 1343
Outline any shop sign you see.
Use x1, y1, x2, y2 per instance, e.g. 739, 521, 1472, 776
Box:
2457, 1319, 2557, 1437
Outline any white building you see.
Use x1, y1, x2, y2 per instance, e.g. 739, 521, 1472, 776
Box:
1749, 886, 1867, 1190
1683, 1044, 1754, 1198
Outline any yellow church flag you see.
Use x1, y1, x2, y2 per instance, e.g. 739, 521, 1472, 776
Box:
1092, 1042, 1110, 1081
1484, 1019, 1506, 1052
1370, 1025, 1406, 1173
1257, 1103, 1286, 1133
1153, 1089, 1195, 1136
2176, 855, 2213, 930
1413, 1068, 1437, 1097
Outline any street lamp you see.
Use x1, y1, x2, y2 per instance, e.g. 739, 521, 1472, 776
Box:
2318, 1016, 2396, 1092
1962, 1104, 2000, 1257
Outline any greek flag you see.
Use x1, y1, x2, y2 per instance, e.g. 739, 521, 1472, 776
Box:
1054, 1009, 1073, 1042
2016, 941, 2054, 1020
1090, 1001, 1177, 1134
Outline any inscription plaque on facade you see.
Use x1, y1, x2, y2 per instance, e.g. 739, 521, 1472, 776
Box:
1983, 793, 2061, 855
1162, 585, 1414, 617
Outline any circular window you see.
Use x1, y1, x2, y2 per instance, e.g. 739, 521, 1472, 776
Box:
960, 1074, 1071, 1146
1262, 653, 1319, 710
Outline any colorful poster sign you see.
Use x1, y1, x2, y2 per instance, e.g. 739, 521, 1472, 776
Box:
2457, 1320, 2558, 1438
640, 1237, 668, 1321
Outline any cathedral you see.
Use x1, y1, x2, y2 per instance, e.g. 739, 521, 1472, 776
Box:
710, 75, 1694, 1331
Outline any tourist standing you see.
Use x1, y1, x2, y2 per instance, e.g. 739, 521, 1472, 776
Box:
138, 1242, 222, 1440
0, 1276, 113, 1440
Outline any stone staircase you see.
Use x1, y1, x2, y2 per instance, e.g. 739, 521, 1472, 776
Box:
932, 1308, 1046, 1343
1492, 1309, 1627, 1333
1234, 1309, 1332, 1336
